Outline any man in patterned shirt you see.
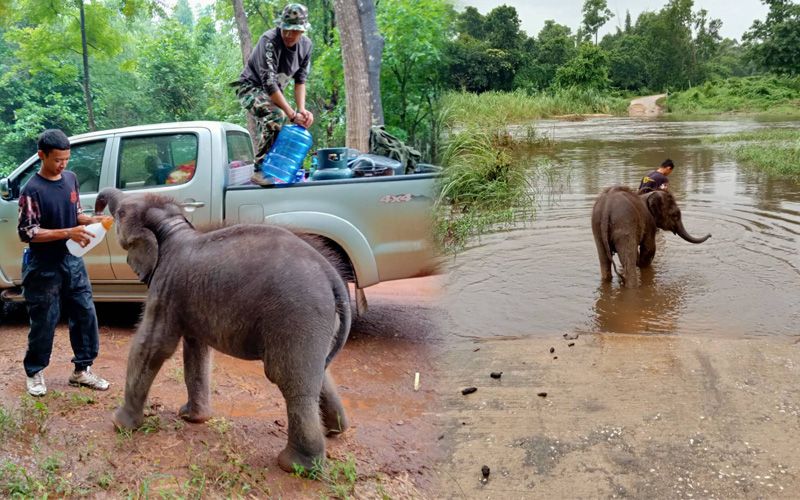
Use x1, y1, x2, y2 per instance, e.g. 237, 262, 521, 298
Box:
17, 129, 111, 396
232, 3, 315, 186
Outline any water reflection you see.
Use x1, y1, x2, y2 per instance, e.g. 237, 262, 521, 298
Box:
591, 268, 686, 335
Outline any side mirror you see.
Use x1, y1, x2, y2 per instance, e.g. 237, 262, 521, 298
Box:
0, 178, 9, 200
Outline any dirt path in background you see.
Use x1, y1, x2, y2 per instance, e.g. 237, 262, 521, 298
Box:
0, 276, 445, 498
629, 94, 667, 117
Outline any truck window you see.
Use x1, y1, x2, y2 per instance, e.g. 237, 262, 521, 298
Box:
226, 131, 254, 164
11, 140, 106, 198
117, 133, 198, 190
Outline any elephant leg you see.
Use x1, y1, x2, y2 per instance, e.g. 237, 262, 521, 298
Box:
179, 337, 212, 423
594, 237, 613, 282
265, 360, 326, 472
320, 370, 348, 436
113, 316, 180, 430
638, 235, 656, 268
617, 241, 639, 288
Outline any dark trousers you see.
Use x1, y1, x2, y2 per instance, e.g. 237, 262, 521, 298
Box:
22, 252, 99, 377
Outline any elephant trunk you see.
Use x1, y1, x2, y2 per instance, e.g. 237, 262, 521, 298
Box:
95, 187, 124, 215
675, 219, 711, 244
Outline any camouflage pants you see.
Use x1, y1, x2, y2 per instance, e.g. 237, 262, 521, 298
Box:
234, 83, 288, 168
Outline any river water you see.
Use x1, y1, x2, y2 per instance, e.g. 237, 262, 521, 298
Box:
443, 116, 800, 339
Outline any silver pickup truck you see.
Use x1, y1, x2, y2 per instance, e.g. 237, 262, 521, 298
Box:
0, 121, 438, 309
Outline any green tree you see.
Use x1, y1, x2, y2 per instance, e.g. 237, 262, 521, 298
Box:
174, 0, 194, 28
457, 6, 484, 39
581, 0, 614, 45
484, 4, 525, 52
606, 34, 649, 90
529, 20, 577, 89
379, 0, 453, 151
554, 42, 611, 89
743, 0, 800, 75
139, 19, 205, 122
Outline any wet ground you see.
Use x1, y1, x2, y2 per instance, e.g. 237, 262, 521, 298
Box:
433, 116, 800, 497
0, 276, 445, 498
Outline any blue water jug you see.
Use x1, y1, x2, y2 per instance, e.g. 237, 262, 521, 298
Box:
261, 125, 313, 183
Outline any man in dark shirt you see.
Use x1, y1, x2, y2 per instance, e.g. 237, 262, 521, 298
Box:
17, 129, 111, 396
232, 3, 315, 186
638, 159, 675, 193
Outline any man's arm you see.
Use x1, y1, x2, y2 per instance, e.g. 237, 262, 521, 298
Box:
293, 84, 314, 128
30, 226, 93, 245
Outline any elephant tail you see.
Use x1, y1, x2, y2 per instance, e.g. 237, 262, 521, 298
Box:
601, 214, 623, 281
325, 270, 352, 367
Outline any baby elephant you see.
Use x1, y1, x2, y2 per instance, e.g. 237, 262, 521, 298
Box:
94, 188, 352, 472
591, 186, 710, 287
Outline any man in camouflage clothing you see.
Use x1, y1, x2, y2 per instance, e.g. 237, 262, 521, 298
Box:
233, 3, 314, 185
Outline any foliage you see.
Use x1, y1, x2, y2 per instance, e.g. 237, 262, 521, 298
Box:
377, 0, 454, 156
667, 75, 800, 113
743, 0, 800, 75
581, 0, 614, 45
705, 128, 800, 179
445, 4, 528, 93
291, 456, 358, 498
523, 20, 577, 91
554, 43, 611, 90
441, 88, 629, 127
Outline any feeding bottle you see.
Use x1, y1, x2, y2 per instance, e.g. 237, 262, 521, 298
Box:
67, 218, 113, 257
261, 124, 313, 183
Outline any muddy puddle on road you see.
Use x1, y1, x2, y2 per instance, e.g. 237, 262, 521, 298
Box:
445, 116, 800, 339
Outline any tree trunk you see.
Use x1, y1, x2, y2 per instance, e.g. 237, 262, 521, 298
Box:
333, 0, 384, 151
78, 0, 96, 131
231, 0, 258, 144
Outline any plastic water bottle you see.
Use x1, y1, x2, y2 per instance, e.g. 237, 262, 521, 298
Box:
261, 124, 313, 183
67, 218, 113, 257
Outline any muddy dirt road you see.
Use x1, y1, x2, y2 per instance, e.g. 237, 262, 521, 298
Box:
628, 94, 667, 117
0, 276, 444, 498
432, 332, 800, 498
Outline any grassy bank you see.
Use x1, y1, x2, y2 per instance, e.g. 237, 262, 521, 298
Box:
434, 124, 563, 252
667, 76, 800, 115
441, 88, 629, 127
704, 129, 800, 180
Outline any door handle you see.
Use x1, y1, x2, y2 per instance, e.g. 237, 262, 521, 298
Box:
0, 218, 8, 223
83, 209, 95, 216
180, 200, 206, 213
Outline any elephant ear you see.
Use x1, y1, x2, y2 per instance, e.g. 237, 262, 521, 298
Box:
646, 191, 666, 225
125, 231, 158, 284
118, 203, 162, 285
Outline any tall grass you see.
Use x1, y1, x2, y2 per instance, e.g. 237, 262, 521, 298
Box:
441, 88, 629, 127
667, 76, 800, 115
434, 124, 563, 252
704, 128, 800, 180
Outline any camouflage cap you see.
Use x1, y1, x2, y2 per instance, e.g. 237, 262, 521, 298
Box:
276, 3, 310, 31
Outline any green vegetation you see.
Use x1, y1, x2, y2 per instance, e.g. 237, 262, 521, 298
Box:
668, 76, 800, 114
442, 88, 628, 127
292, 455, 358, 499
434, 123, 563, 252
705, 128, 800, 179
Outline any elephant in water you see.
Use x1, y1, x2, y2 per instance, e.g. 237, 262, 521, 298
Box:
94, 188, 352, 472
591, 186, 711, 287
